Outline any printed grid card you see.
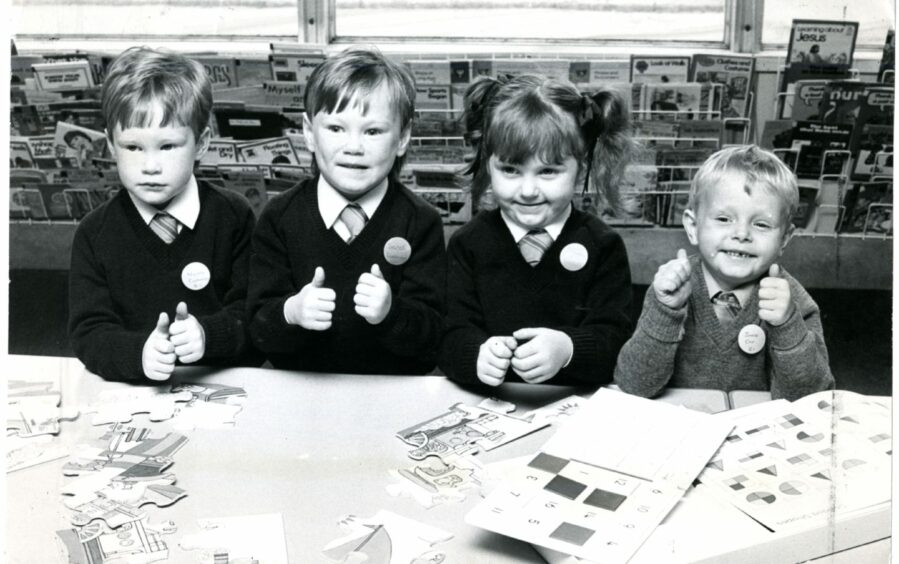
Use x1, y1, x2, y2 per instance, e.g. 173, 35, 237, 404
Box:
697, 390, 891, 532
466, 389, 733, 563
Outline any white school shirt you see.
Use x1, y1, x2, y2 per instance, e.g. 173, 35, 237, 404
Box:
701, 262, 754, 308
128, 175, 200, 233
500, 203, 572, 244
317, 176, 388, 242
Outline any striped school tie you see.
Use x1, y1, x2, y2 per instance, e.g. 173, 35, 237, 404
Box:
149, 212, 179, 244
338, 203, 368, 244
711, 291, 742, 323
518, 229, 553, 266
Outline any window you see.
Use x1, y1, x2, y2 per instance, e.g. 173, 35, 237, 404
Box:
335, 0, 728, 44
11, 0, 299, 39
761, 0, 894, 50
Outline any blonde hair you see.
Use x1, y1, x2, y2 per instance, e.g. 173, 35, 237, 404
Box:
101, 46, 212, 141
304, 46, 416, 178
689, 145, 799, 223
462, 75, 636, 213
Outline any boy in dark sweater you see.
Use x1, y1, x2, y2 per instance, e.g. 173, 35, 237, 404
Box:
614, 145, 834, 401
247, 47, 445, 374
69, 47, 258, 382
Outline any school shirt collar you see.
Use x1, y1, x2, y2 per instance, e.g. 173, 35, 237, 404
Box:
317, 175, 388, 229
128, 175, 200, 230
500, 203, 572, 243
701, 261, 753, 307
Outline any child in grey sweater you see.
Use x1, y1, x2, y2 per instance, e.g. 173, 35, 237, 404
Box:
614, 145, 834, 401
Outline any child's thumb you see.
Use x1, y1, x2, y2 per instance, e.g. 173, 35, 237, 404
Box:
312, 266, 326, 287
155, 312, 171, 334
370, 263, 384, 279
676, 248, 688, 262
768, 263, 781, 278
175, 301, 189, 321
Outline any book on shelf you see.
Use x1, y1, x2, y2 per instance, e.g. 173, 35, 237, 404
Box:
633, 120, 678, 146
641, 83, 704, 121
269, 53, 325, 83
793, 182, 820, 229
491, 59, 570, 82
416, 85, 452, 110
217, 170, 269, 217
655, 147, 714, 182
188, 56, 239, 89
10, 169, 48, 187
841, 181, 893, 235
691, 54, 754, 118
790, 121, 853, 179
412, 110, 464, 138
878, 29, 895, 83
406, 60, 453, 85
849, 86, 894, 180
819, 81, 871, 125
11, 55, 44, 88
569, 60, 630, 86
630, 55, 691, 83
41, 52, 109, 85
53, 121, 107, 167
201, 139, 241, 166
213, 107, 285, 140
779, 64, 851, 95
782, 80, 828, 120
236, 136, 301, 165
759, 119, 794, 151
235, 57, 275, 87
270, 164, 312, 183
10, 138, 35, 169
10, 188, 49, 219
35, 183, 72, 219
32, 60, 95, 92
786, 19, 859, 67
216, 163, 273, 179
11, 106, 43, 137
471, 60, 493, 78
675, 120, 724, 149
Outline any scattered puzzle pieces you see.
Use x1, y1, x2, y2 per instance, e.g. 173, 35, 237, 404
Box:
56, 517, 176, 564
397, 402, 548, 460
7, 377, 79, 437
387, 453, 483, 508
322, 510, 452, 564
7, 434, 69, 472
179, 513, 288, 564
519, 395, 586, 427
168, 383, 248, 430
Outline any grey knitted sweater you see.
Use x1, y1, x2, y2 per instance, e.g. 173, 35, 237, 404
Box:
614, 256, 834, 401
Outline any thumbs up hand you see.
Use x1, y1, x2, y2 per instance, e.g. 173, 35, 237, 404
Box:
652, 248, 693, 309
285, 267, 337, 330
758, 264, 794, 326
142, 312, 176, 381
354, 263, 392, 325
169, 301, 206, 364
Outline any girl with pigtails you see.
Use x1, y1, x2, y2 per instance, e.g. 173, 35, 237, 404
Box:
438, 74, 638, 388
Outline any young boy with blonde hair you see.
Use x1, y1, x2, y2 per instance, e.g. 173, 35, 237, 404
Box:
247, 47, 445, 374
69, 46, 259, 381
614, 145, 834, 400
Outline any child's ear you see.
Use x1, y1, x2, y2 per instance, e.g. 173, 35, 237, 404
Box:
194, 127, 212, 161
302, 113, 317, 153
395, 126, 412, 157
682, 208, 699, 245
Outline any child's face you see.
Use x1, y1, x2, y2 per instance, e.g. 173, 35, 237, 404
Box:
107, 103, 209, 209
683, 173, 794, 290
489, 154, 579, 231
303, 84, 410, 200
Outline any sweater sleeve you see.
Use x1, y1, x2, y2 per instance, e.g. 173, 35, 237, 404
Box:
195, 202, 256, 362
553, 229, 634, 386
68, 223, 148, 381
438, 231, 490, 385
247, 196, 318, 354
375, 206, 446, 363
614, 286, 687, 397
767, 278, 835, 401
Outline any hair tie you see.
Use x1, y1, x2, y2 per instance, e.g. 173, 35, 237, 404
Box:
579, 93, 604, 196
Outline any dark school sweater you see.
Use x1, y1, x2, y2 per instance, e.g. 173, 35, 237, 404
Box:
68, 180, 259, 381
439, 207, 634, 387
247, 176, 446, 374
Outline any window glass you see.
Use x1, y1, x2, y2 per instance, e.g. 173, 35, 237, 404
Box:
335, 0, 727, 43
11, 0, 299, 37
761, 0, 895, 50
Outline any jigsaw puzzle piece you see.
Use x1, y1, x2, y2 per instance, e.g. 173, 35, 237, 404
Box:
6, 434, 68, 472
172, 382, 247, 404
178, 513, 288, 564
57, 517, 175, 564
68, 482, 186, 528
323, 511, 452, 564
387, 453, 483, 508
519, 395, 586, 426
82, 389, 193, 425
170, 401, 243, 431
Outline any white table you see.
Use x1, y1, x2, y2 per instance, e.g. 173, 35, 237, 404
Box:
5, 356, 888, 564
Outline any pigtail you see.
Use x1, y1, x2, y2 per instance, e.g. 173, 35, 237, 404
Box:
580, 89, 639, 215
461, 76, 507, 204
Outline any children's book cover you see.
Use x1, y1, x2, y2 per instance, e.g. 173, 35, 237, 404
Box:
33, 60, 95, 91
819, 81, 870, 125
877, 29, 895, 83
235, 57, 274, 87
790, 121, 853, 178
786, 20, 859, 67
269, 53, 325, 83
641, 83, 703, 121
841, 181, 893, 234
783, 80, 828, 121
236, 136, 300, 165
691, 54, 754, 118
849, 86, 894, 179
630, 56, 691, 83
189, 56, 239, 89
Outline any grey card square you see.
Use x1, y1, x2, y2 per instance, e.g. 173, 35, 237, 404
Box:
528, 452, 569, 474
544, 474, 588, 500
550, 522, 595, 546
584, 488, 628, 511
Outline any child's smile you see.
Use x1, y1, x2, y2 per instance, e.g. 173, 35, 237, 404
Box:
489, 155, 579, 231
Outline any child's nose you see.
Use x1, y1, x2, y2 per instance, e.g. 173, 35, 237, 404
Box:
142, 152, 162, 174
520, 175, 539, 198
343, 131, 364, 154
731, 221, 751, 241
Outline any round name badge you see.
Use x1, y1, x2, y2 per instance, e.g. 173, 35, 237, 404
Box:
559, 243, 589, 272
181, 262, 211, 291
383, 237, 412, 266
738, 323, 766, 355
